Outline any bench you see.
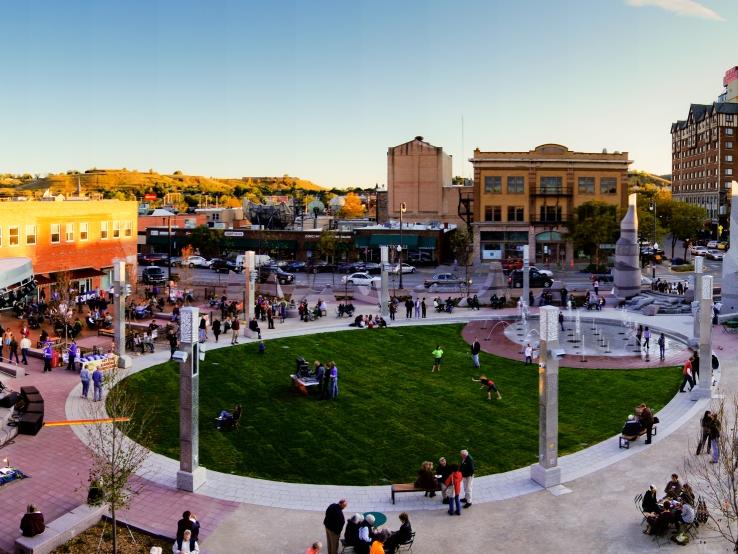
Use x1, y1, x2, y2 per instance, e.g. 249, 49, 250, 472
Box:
391, 482, 441, 504
14, 503, 106, 554
0, 361, 25, 379
619, 425, 658, 449
97, 328, 115, 338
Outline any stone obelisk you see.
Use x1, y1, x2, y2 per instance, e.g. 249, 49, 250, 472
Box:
379, 246, 390, 316
613, 193, 641, 301
721, 181, 738, 317
112, 261, 132, 369
243, 250, 256, 321
691, 275, 714, 401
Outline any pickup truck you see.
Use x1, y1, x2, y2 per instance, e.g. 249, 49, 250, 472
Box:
424, 273, 465, 288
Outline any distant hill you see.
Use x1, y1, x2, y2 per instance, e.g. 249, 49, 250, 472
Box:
628, 171, 672, 190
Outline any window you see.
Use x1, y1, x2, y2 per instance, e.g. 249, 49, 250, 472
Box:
507, 206, 525, 222
484, 206, 502, 222
540, 176, 562, 193
726, 168, 733, 176
484, 176, 502, 193
539, 205, 562, 222
124, 221, 132, 237
112, 221, 121, 238
726, 155, 733, 162
8, 226, 19, 246
600, 177, 617, 194
65, 223, 74, 242
51, 223, 61, 244
727, 142, 734, 149
578, 177, 595, 194
507, 176, 524, 194
727, 128, 734, 136
26, 225, 36, 245
80, 222, 88, 241
100, 221, 108, 240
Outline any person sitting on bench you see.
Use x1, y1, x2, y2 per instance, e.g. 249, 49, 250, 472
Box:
622, 414, 642, 437
216, 404, 242, 429
249, 317, 262, 339
20, 504, 45, 537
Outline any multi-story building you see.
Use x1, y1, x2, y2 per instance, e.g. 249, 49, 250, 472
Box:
387, 136, 472, 226
0, 198, 138, 295
671, 68, 738, 224
471, 144, 630, 265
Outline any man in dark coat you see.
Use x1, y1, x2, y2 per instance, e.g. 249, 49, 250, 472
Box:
176, 510, 200, 542
323, 499, 347, 554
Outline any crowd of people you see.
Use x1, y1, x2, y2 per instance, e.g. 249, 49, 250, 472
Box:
641, 475, 700, 539
411, 450, 476, 515
651, 278, 690, 295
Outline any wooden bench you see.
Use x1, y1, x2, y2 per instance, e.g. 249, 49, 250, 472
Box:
619, 425, 658, 449
14, 504, 106, 554
0, 361, 25, 379
391, 482, 441, 504
97, 328, 115, 338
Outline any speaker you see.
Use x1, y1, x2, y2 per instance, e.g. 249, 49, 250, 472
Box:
0, 391, 18, 408
25, 401, 44, 415
19, 412, 43, 436
24, 393, 43, 405
20, 386, 39, 396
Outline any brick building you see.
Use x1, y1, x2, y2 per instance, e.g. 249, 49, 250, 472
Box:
0, 198, 138, 294
471, 144, 630, 265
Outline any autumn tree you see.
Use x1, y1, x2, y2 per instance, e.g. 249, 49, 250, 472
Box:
566, 201, 619, 265
339, 192, 365, 219
669, 202, 708, 258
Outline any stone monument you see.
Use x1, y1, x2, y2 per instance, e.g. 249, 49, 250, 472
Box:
721, 181, 738, 318
688, 256, 704, 348
691, 275, 714, 401
530, 305, 561, 488
522, 245, 530, 312
112, 261, 132, 369
243, 250, 256, 320
613, 193, 641, 301
379, 246, 390, 316
176, 306, 207, 491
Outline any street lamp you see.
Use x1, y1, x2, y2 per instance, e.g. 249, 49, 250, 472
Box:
649, 201, 657, 279
398, 202, 406, 290
167, 216, 173, 300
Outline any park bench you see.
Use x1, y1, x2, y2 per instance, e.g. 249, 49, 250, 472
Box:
14, 503, 106, 554
391, 482, 441, 504
619, 424, 658, 449
0, 361, 25, 379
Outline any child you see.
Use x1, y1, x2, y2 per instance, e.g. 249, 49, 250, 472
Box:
472, 375, 502, 400
444, 463, 463, 516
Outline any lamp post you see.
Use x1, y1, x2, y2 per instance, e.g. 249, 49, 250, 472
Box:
375, 183, 380, 224
649, 201, 657, 280
167, 216, 173, 300
398, 202, 406, 290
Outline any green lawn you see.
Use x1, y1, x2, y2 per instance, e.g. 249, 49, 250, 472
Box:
122, 324, 681, 486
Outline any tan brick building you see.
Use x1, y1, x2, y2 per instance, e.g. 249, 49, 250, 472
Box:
387, 136, 471, 226
471, 144, 630, 265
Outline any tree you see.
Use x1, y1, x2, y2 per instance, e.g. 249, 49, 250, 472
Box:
189, 225, 223, 259
84, 367, 153, 554
339, 192, 365, 219
567, 201, 619, 265
451, 226, 474, 296
669, 202, 708, 258
318, 230, 338, 284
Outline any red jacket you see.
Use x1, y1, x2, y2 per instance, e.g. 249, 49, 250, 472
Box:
445, 470, 462, 495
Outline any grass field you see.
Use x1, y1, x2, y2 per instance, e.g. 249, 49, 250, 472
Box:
122, 324, 681, 486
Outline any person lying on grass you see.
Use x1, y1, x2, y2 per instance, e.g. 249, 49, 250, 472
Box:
471, 375, 502, 400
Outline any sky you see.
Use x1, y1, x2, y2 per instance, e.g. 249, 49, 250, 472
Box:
1, 0, 736, 188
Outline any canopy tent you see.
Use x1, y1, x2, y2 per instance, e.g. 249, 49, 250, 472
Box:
0, 257, 33, 292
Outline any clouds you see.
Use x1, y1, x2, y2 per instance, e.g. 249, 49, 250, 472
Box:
625, 0, 724, 21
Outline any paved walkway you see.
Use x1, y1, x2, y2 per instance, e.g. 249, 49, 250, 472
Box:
0, 306, 732, 553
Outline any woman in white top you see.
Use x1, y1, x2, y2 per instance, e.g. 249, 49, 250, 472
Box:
173, 529, 199, 554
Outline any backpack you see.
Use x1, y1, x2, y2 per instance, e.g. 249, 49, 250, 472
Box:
696, 496, 709, 524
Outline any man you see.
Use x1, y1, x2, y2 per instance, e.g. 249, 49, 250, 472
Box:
460, 449, 474, 508
414, 298, 421, 318
679, 358, 694, 392
92, 366, 104, 402
638, 403, 655, 445
249, 317, 262, 339
621, 414, 642, 437
383, 512, 412, 554
42, 341, 53, 373
323, 499, 348, 554
80, 365, 91, 399
658, 333, 666, 361
643, 326, 651, 350
231, 317, 240, 345
67, 339, 78, 371
421, 298, 427, 318
524, 343, 533, 365
691, 352, 700, 384
664, 474, 682, 499
431, 346, 443, 373
437, 457, 452, 504
405, 298, 413, 319
176, 510, 201, 543
559, 286, 568, 307
20, 335, 31, 365
168, 332, 179, 359
470, 337, 481, 369
558, 311, 564, 331
593, 279, 599, 296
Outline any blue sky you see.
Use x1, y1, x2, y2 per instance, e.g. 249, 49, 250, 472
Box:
1, 0, 736, 187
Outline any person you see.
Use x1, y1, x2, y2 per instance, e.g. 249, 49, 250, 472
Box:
472, 375, 502, 401
431, 345, 443, 373
323, 499, 348, 554
658, 333, 666, 361
212, 318, 221, 343
558, 311, 564, 331
524, 343, 533, 365
92, 366, 104, 402
369, 535, 386, 554
709, 412, 721, 464
217, 404, 242, 428
665, 474, 682, 499
249, 317, 262, 339
306, 541, 323, 554
680, 483, 696, 506
679, 358, 694, 392
691, 351, 700, 384
168, 332, 179, 359
437, 456, 452, 504
384, 512, 412, 554
678, 501, 696, 528
176, 511, 201, 543
621, 414, 642, 436
642, 485, 660, 514
20, 504, 45, 537
388, 301, 396, 321
42, 341, 53, 372
231, 317, 240, 345
445, 463, 462, 516
20, 335, 31, 365
326, 362, 339, 400
414, 298, 421, 318
645, 500, 677, 536
80, 365, 91, 399
460, 449, 474, 508
173, 528, 199, 554
258, 341, 266, 354
414, 460, 437, 497
696, 410, 712, 455
643, 326, 651, 350
67, 339, 78, 371
593, 279, 599, 296
636, 324, 643, 346
344, 513, 363, 549
470, 337, 481, 369
636, 403, 654, 444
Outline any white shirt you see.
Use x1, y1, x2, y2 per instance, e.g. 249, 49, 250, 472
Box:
680, 503, 695, 524
524, 346, 532, 357
358, 526, 372, 543
20, 337, 31, 350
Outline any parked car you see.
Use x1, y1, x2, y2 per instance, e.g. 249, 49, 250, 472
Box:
509, 268, 554, 288
141, 266, 166, 285
139, 253, 170, 267
210, 258, 234, 273
362, 262, 382, 274
283, 261, 306, 273
707, 249, 725, 261
307, 260, 335, 273
424, 273, 464, 288
706, 240, 719, 249
258, 265, 295, 285
528, 266, 553, 278
342, 272, 381, 288
390, 263, 416, 274
336, 262, 365, 273
182, 255, 212, 268
718, 241, 730, 250
690, 245, 709, 256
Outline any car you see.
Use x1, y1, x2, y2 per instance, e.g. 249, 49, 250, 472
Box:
690, 245, 709, 256
362, 262, 382, 274
509, 268, 554, 288
258, 265, 295, 285
210, 258, 233, 273
307, 260, 335, 273
528, 266, 553, 278
336, 262, 365, 273
707, 240, 719, 249
424, 273, 464, 288
138, 253, 170, 267
342, 272, 381, 288
718, 241, 730, 250
182, 255, 212, 268
707, 249, 725, 261
390, 263, 416, 274
282, 261, 306, 273
141, 266, 166, 285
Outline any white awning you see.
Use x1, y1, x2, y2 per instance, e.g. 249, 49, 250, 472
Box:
0, 257, 34, 291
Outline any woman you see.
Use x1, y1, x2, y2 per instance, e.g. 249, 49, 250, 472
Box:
414, 461, 437, 497
198, 316, 207, 343
444, 463, 463, 516
212, 318, 221, 343
173, 528, 199, 554
20, 504, 45, 537
696, 411, 712, 455
642, 484, 660, 514
680, 483, 695, 506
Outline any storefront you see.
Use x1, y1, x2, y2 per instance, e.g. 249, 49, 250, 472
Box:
534, 231, 566, 265
353, 231, 443, 264
479, 230, 529, 261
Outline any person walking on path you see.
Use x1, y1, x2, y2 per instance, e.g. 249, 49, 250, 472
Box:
709, 413, 721, 464
431, 346, 443, 372
643, 327, 651, 350
79, 365, 91, 399
323, 499, 348, 554
8, 334, 19, 364
405, 298, 413, 319
460, 449, 474, 508
636, 325, 643, 346
421, 298, 427, 318
230, 317, 240, 345
593, 279, 599, 296
414, 298, 421, 318
658, 333, 666, 361
42, 342, 53, 373
472, 375, 502, 400
92, 366, 104, 401
66, 339, 77, 371
198, 316, 208, 343
691, 352, 700, 384
524, 343, 533, 365
471, 338, 481, 369
212, 318, 221, 343
20, 335, 30, 365
695, 410, 712, 455
444, 464, 463, 516
558, 311, 564, 331
679, 357, 694, 392
388, 301, 396, 321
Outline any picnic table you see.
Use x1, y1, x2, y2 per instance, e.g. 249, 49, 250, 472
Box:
290, 374, 319, 395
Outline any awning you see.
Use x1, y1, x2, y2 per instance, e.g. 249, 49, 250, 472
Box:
354, 236, 370, 247
59, 268, 107, 280
0, 257, 33, 291
368, 234, 419, 247
34, 274, 54, 285
536, 231, 563, 242
418, 236, 437, 248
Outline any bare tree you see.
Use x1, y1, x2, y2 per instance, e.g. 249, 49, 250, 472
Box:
83, 366, 153, 554
684, 395, 738, 551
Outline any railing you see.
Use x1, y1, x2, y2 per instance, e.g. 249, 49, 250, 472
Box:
530, 186, 573, 196
529, 215, 570, 225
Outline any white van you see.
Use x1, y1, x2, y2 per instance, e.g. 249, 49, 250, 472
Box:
232, 254, 272, 271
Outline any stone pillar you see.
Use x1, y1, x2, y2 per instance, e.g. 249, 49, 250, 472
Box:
691, 275, 714, 401
522, 245, 530, 311
613, 193, 641, 300
243, 251, 256, 320
530, 305, 561, 488
112, 261, 132, 369
528, 227, 536, 265
379, 246, 390, 316
176, 306, 207, 491
691, 256, 703, 345
721, 181, 738, 316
